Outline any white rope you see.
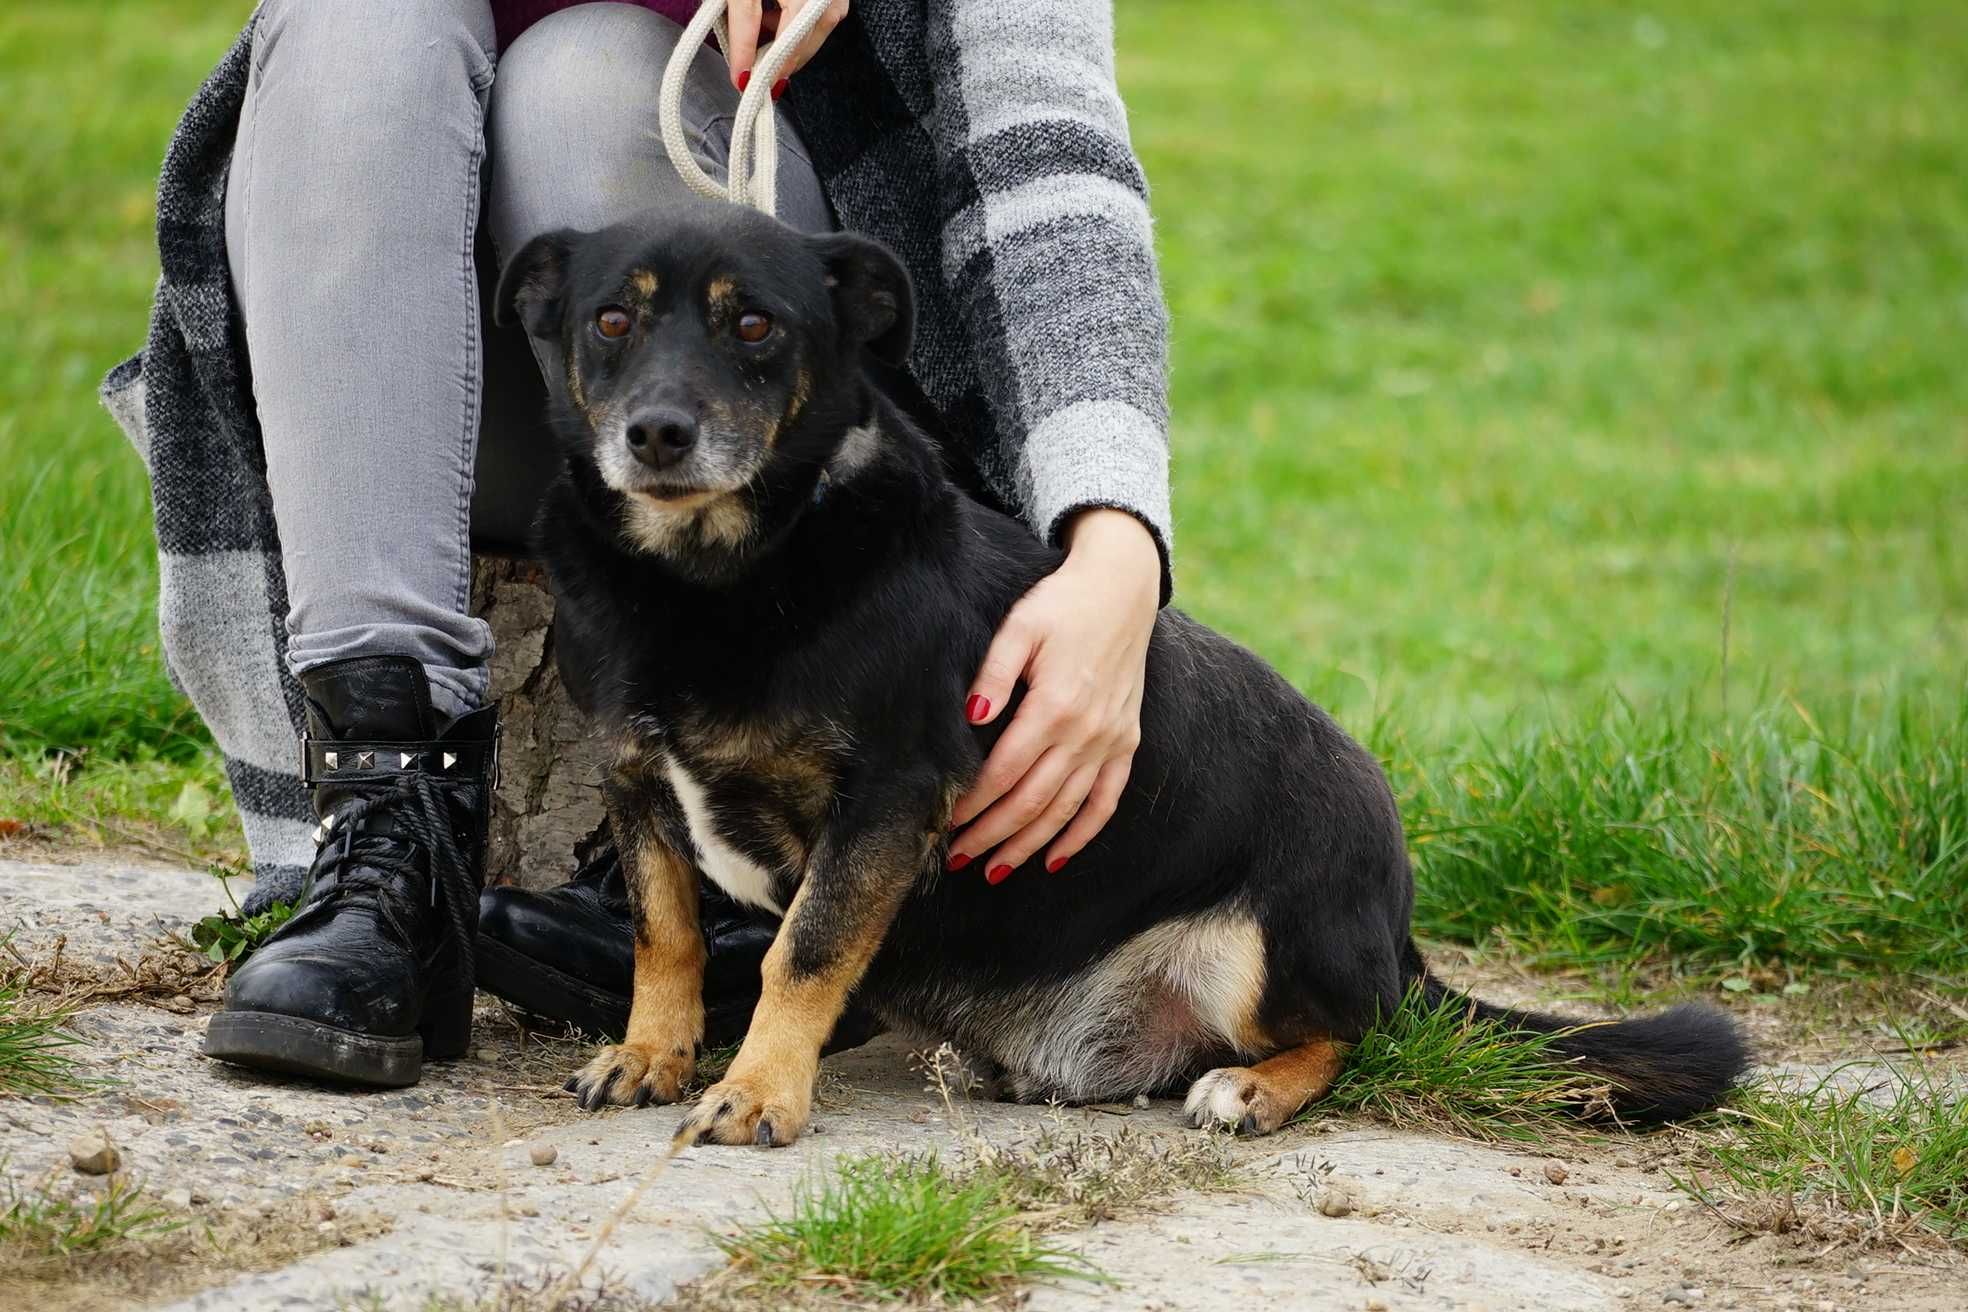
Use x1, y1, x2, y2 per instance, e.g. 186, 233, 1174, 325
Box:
657, 0, 833, 218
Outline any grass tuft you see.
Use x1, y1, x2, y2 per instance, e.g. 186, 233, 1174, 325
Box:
1386, 694, 1968, 978
708, 1153, 1103, 1305
1674, 1061, 1968, 1250
0, 936, 88, 1099
0, 1167, 181, 1263
1308, 985, 1609, 1141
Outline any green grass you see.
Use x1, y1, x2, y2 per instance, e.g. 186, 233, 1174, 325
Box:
1390, 693, 1968, 976
708, 1154, 1102, 1304
1303, 985, 1608, 1140
0, 2, 249, 763
1134, 1, 1968, 729
0, 978, 86, 1099
0, 1167, 181, 1262
1674, 1061, 1968, 1249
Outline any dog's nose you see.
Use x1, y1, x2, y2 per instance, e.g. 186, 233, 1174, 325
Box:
624, 409, 698, 469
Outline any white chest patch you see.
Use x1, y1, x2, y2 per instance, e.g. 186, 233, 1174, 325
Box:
661, 755, 785, 915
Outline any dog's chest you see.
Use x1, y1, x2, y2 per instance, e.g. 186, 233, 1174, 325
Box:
659, 753, 786, 915
621, 716, 848, 918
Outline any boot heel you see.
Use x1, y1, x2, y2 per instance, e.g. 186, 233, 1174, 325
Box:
419, 974, 475, 1060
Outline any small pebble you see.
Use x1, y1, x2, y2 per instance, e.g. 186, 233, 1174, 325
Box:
1132, 1093, 1150, 1109
475, 1048, 498, 1062
69, 1132, 121, 1176
1545, 1161, 1569, 1185
1318, 1190, 1354, 1218
1366, 1300, 1389, 1311
161, 1187, 193, 1211
528, 1142, 558, 1167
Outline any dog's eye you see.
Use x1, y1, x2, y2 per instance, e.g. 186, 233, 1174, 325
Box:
736, 312, 773, 344
595, 307, 633, 339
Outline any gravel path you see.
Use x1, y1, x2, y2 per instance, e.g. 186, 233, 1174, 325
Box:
0, 856, 1956, 1311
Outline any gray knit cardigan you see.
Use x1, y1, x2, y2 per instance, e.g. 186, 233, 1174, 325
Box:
102, 0, 1171, 899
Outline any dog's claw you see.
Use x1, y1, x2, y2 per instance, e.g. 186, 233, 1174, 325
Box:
633, 1085, 654, 1108
755, 1119, 775, 1147
1237, 1112, 1258, 1135
563, 1075, 579, 1093
581, 1071, 617, 1112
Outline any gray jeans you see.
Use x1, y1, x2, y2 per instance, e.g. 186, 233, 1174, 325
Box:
225, 0, 832, 716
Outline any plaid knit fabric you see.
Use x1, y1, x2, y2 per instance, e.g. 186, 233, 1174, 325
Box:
101, 1, 1171, 901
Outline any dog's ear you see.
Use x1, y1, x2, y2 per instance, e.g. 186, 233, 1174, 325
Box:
494, 230, 578, 339
810, 232, 914, 367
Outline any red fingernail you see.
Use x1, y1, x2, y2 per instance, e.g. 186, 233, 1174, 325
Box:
965, 694, 991, 723
947, 851, 971, 872
1046, 856, 1068, 874
771, 78, 789, 101
736, 70, 752, 91
986, 864, 1012, 885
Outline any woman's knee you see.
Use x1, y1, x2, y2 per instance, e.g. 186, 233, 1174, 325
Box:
491, 4, 690, 148
253, 0, 497, 101
492, 2, 692, 121
488, 5, 718, 241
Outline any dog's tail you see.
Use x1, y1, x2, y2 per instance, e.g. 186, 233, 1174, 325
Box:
1402, 941, 1748, 1123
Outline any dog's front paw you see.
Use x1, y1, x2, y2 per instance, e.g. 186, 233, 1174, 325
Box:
675, 1072, 810, 1147
565, 1042, 695, 1112
1183, 1066, 1295, 1136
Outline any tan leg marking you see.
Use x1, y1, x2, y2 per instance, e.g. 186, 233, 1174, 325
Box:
570, 837, 705, 1110
1184, 1038, 1349, 1136
676, 882, 896, 1148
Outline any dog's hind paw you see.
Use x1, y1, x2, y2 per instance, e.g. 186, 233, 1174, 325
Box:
1183, 1066, 1294, 1136
565, 1042, 695, 1112
675, 1073, 809, 1148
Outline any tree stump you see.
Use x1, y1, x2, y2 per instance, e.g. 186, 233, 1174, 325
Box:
471, 557, 606, 890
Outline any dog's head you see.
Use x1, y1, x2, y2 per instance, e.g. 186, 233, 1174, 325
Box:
495, 201, 913, 568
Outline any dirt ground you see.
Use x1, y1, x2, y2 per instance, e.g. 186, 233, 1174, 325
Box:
0, 852, 1960, 1311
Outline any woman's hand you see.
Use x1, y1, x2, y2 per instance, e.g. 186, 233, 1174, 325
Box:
724, 0, 850, 96
949, 509, 1162, 883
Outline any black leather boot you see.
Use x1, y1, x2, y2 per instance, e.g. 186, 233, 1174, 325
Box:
204, 655, 499, 1087
476, 825, 885, 1054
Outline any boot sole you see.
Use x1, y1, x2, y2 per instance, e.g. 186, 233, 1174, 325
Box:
203, 1011, 424, 1088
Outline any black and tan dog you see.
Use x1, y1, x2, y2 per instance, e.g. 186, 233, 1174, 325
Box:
494, 201, 1747, 1148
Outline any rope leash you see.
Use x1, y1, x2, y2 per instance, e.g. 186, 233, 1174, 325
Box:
658, 0, 833, 218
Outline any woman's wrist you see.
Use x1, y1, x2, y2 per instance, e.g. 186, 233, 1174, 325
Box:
1062, 509, 1162, 612
1061, 508, 1160, 596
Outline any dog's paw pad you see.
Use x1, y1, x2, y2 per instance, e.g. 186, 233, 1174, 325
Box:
1183, 1067, 1288, 1136
566, 1043, 694, 1112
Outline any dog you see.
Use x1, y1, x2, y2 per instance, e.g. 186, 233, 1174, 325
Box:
494, 200, 1748, 1147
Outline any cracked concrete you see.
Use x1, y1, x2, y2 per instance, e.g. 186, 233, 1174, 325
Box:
0, 855, 1959, 1311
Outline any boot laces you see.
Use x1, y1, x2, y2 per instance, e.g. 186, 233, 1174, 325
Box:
311, 775, 479, 976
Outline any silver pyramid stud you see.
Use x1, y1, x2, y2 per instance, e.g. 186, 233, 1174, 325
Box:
442, 752, 458, 771
311, 821, 327, 845
324, 751, 339, 770
355, 750, 375, 769
400, 751, 418, 769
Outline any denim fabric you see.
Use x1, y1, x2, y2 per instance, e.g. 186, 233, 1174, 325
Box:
225, 0, 830, 716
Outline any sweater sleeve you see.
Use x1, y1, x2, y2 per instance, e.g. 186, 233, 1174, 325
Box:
924, 0, 1174, 601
